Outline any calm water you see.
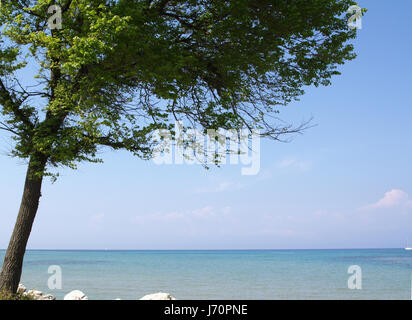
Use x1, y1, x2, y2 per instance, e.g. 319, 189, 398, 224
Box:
0, 249, 411, 300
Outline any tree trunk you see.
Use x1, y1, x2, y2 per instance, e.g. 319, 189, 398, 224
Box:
0, 154, 47, 294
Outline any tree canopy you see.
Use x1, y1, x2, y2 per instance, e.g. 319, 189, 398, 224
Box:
0, 0, 360, 176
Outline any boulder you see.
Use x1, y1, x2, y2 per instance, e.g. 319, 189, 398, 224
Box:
64, 290, 88, 300
17, 283, 26, 294
40, 294, 56, 301
140, 292, 176, 300
24, 289, 56, 300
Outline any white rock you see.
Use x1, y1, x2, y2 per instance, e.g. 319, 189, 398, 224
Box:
39, 294, 56, 301
140, 292, 176, 300
24, 289, 55, 300
64, 290, 88, 300
26, 289, 42, 298
17, 283, 26, 294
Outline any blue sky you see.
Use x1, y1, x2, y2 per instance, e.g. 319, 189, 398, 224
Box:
1, 0, 412, 250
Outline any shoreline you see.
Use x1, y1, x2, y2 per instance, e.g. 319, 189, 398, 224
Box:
16, 284, 176, 301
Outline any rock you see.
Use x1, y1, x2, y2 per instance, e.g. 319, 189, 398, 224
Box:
24, 289, 56, 300
40, 294, 56, 301
64, 290, 88, 300
31, 290, 43, 296
17, 283, 26, 294
140, 292, 176, 300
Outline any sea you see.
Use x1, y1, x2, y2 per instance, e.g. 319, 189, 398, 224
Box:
0, 249, 411, 300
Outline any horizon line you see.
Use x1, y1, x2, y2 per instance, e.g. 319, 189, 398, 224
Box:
0, 247, 405, 251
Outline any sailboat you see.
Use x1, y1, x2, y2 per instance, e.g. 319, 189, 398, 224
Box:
405, 239, 412, 250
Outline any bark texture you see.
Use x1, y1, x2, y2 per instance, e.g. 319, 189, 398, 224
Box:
0, 154, 47, 293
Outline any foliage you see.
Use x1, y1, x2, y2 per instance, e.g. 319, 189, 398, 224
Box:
0, 289, 35, 300
0, 0, 362, 177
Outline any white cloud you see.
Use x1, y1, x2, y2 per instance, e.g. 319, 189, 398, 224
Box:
88, 213, 105, 230
192, 206, 215, 217
313, 210, 328, 218
255, 169, 273, 181
259, 228, 299, 237
131, 206, 230, 224
312, 210, 346, 222
162, 212, 185, 220
222, 206, 232, 216
276, 157, 311, 171
359, 189, 412, 211
90, 213, 105, 224
195, 182, 244, 193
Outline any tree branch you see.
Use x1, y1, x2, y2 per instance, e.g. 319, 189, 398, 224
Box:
0, 80, 34, 128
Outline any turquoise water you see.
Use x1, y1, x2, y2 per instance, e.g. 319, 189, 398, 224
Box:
0, 249, 411, 300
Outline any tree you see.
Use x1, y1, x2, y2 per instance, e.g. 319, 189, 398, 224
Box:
0, 0, 362, 293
